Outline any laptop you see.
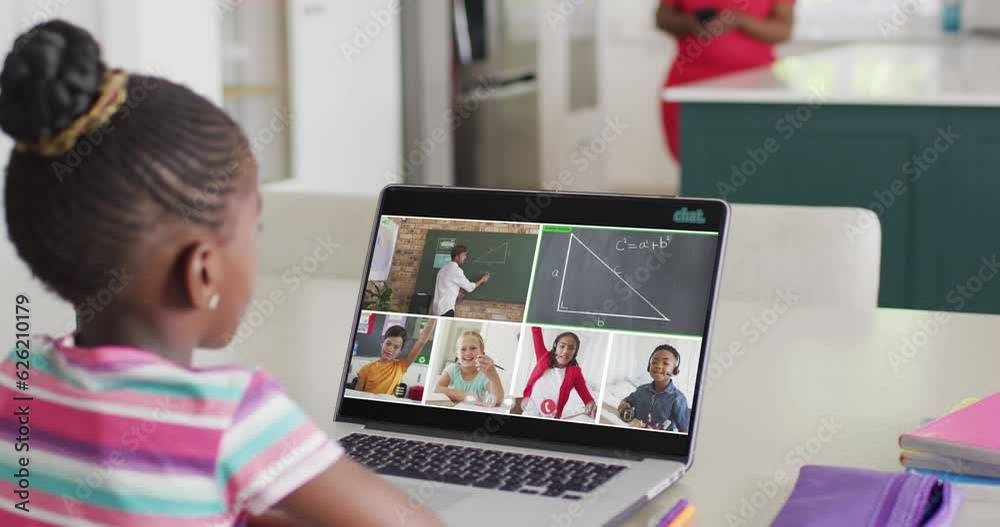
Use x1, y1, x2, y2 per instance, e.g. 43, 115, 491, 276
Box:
332, 186, 730, 526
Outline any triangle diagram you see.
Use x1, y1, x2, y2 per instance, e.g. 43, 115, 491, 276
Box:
557, 234, 670, 322
474, 242, 509, 264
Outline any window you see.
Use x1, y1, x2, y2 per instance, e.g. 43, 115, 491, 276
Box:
221, 2, 291, 184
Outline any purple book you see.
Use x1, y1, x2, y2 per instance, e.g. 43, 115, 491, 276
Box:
771, 465, 961, 527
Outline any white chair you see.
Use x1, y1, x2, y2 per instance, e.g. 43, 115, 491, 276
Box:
255, 189, 379, 280
720, 203, 882, 310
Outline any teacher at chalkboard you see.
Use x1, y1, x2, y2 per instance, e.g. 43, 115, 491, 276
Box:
431, 245, 491, 317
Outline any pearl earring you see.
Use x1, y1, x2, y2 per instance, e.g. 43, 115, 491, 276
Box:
208, 293, 221, 310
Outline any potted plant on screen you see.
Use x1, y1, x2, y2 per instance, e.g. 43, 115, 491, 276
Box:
363, 282, 393, 311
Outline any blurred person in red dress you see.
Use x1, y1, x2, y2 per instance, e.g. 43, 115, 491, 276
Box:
658, 0, 796, 161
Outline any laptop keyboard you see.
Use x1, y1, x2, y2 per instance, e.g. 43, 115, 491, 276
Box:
341, 433, 627, 499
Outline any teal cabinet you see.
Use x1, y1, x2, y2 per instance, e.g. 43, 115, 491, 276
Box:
914, 109, 1000, 313
679, 103, 998, 314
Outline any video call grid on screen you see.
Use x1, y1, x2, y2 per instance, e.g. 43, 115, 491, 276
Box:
346, 215, 720, 435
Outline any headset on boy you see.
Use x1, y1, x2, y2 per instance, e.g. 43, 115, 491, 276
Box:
647, 344, 680, 376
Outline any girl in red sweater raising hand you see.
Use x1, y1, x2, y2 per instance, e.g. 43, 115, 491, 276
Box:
520, 326, 597, 420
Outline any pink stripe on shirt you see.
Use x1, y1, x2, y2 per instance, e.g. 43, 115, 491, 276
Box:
0, 367, 237, 418
0, 485, 235, 527
14, 397, 221, 461
224, 421, 327, 505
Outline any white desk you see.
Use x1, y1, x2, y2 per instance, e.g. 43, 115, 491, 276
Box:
225, 277, 1000, 526
621, 301, 1000, 526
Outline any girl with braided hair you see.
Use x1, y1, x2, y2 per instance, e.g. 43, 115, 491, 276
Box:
0, 20, 441, 527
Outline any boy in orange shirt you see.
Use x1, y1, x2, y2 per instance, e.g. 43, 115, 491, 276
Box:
357, 319, 436, 394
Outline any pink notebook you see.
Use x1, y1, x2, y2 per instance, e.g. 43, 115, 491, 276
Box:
899, 393, 1000, 465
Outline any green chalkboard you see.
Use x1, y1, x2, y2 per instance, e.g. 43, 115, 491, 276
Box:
414, 230, 538, 305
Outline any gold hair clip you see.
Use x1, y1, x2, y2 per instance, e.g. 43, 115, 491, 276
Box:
15, 68, 129, 158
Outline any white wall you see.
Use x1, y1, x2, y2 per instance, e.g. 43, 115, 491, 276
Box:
0, 0, 222, 185
17, 0, 101, 32
599, 0, 679, 195
100, 0, 222, 104
0, 0, 225, 350
222, 2, 291, 183
400, 0, 453, 186
283, 0, 402, 195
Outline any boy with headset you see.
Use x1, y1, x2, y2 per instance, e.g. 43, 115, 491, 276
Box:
617, 344, 691, 432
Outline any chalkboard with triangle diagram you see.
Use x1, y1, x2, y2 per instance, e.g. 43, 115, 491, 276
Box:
414, 230, 539, 305
525, 225, 720, 336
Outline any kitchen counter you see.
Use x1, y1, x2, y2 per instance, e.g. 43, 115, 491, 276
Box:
665, 40, 1000, 106
662, 41, 1000, 315
789, 13, 958, 44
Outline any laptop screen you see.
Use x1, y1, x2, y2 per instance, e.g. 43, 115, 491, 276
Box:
338, 187, 727, 459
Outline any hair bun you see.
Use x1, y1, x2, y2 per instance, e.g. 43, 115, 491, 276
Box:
0, 19, 105, 143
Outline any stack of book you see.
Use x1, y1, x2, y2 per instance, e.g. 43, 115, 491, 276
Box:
899, 393, 1000, 485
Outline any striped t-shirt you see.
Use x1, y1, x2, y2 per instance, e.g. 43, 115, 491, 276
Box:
0, 335, 343, 526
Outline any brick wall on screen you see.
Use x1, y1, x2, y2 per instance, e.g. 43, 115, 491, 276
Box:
372, 218, 538, 321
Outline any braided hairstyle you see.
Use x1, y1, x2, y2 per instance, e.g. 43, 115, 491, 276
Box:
0, 20, 251, 305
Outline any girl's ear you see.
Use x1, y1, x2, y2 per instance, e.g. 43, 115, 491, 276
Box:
181, 241, 224, 310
